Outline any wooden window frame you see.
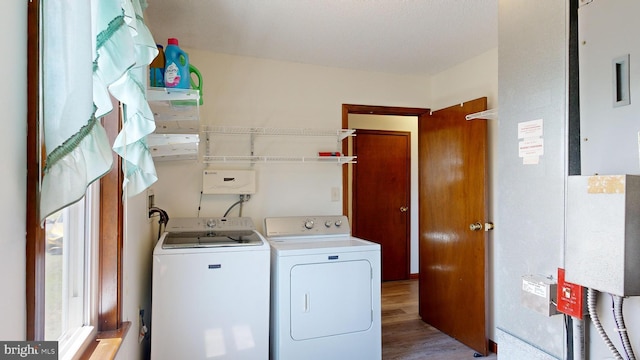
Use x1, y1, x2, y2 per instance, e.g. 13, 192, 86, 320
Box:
26, 0, 126, 346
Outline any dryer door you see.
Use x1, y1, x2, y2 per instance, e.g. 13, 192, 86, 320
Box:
290, 260, 373, 340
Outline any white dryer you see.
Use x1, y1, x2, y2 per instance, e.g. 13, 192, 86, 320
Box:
264, 215, 381, 360
151, 217, 270, 360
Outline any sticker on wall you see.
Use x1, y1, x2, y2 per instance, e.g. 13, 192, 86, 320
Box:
518, 119, 544, 164
518, 119, 543, 139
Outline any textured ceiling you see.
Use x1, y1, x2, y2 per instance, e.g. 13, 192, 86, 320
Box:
144, 0, 498, 75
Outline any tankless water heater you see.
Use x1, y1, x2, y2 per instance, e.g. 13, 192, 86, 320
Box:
202, 169, 256, 195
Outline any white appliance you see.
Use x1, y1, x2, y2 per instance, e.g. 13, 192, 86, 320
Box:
151, 217, 270, 360
264, 215, 381, 360
202, 169, 256, 195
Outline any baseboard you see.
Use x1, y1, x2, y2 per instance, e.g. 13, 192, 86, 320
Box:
489, 339, 498, 354
409, 273, 419, 280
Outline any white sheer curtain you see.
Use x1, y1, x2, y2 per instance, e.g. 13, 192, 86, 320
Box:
41, 0, 158, 221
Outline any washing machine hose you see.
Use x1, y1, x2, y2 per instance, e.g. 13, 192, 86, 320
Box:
149, 207, 169, 240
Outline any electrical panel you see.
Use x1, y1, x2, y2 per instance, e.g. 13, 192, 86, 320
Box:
565, 175, 640, 296
202, 170, 256, 195
556, 268, 586, 318
578, 0, 640, 174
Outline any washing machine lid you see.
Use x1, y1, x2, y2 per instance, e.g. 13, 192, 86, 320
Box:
162, 230, 264, 249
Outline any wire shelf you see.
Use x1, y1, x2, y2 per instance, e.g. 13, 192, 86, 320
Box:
203, 126, 355, 141
202, 155, 356, 164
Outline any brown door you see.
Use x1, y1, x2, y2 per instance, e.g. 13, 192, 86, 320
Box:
352, 130, 410, 281
418, 98, 489, 355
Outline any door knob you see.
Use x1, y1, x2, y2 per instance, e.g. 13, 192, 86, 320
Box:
400, 206, 408, 212
469, 222, 483, 231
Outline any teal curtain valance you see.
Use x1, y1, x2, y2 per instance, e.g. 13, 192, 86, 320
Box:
41, 0, 158, 221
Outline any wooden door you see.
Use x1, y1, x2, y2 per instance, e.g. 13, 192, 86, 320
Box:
352, 130, 410, 281
418, 98, 489, 355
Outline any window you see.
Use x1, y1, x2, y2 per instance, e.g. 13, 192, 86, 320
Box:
43, 183, 99, 358
27, 0, 125, 355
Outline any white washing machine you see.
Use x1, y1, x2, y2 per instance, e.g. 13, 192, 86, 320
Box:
264, 215, 381, 360
151, 217, 270, 360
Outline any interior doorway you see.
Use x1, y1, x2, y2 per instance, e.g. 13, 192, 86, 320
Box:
342, 100, 490, 356
343, 105, 429, 281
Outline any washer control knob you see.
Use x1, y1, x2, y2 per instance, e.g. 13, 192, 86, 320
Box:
325, 220, 333, 228
206, 219, 216, 228
335, 220, 342, 227
304, 220, 315, 229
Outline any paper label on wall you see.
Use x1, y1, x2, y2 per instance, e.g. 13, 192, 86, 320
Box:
519, 138, 544, 158
522, 278, 547, 298
518, 119, 544, 164
518, 119, 544, 139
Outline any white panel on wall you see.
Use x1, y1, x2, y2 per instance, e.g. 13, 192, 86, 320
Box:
579, 0, 640, 175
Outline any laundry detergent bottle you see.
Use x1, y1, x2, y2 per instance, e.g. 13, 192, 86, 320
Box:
164, 38, 190, 89
149, 44, 165, 87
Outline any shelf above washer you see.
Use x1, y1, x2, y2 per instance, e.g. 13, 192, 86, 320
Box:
147, 87, 201, 161
203, 126, 356, 142
202, 126, 356, 165
202, 155, 356, 164
147, 133, 200, 161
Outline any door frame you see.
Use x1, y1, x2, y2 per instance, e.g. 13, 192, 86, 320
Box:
341, 105, 430, 280
341, 104, 431, 216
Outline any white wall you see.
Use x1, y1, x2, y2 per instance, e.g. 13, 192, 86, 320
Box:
429, 48, 499, 112
151, 50, 432, 233
116, 192, 155, 360
0, 0, 27, 340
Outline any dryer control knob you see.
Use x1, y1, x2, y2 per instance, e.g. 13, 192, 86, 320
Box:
325, 221, 333, 228
304, 220, 315, 229
335, 220, 342, 227
206, 219, 216, 228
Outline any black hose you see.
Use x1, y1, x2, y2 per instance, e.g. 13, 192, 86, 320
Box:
223, 195, 251, 217
149, 207, 169, 240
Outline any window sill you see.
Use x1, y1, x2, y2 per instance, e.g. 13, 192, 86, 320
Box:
78, 322, 131, 360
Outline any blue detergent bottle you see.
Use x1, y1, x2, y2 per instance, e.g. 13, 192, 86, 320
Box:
164, 38, 190, 89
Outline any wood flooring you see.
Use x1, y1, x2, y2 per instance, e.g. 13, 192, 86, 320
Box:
382, 279, 497, 360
